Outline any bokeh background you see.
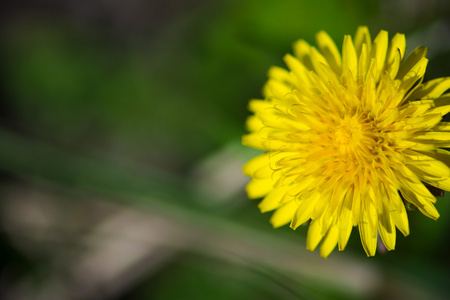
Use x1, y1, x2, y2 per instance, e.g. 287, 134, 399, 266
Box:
1, 0, 450, 299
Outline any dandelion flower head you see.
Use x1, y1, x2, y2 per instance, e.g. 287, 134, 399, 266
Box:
242, 26, 450, 257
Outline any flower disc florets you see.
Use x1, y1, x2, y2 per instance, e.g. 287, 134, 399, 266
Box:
243, 26, 450, 257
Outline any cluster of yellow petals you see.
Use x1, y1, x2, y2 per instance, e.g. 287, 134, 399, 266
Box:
242, 26, 450, 257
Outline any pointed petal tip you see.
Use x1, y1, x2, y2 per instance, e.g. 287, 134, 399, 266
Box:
362, 244, 377, 257
289, 220, 298, 230
431, 212, 440, 220
320, 247, 334, 259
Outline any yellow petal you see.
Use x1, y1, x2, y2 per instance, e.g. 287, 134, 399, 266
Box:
245, 115, 263, 132
309, 46, 331, 79
242, 133, 265, 150
283, 54, 313, 88
248, 99, 271, 113
311, 191, 329, 220
378, 196, 396, 251
433, 122, 450, 131
257, 109, 308, 132
337, 190, 354, 251
385, 48, 401, 80
286, 177, 315, 198
409, 142, 436, 152
396, 167, 439, 219
401, 113, 442, 131
427, 104, 450, 116
290, 192, 320, 229
352, 179, 362, 225
358, 196, 378, 257
399, 185, 440, 220
370, 30, 388, 80
414, 173, 450, 192
270, 200, 298, 228
430, 148, 450, 167
242, 153, 269, 177
399, 57, 428, 93
414, 131, 450, 142
267, 66, 292, 85
293, 39, 314, 70
361, 59, 377, 110
354, 26, 372, 56
316, 30, 342, 74
405, 150, 450, 179
342, 35, 357, 80
320, 225, 338, 258
400, 99, 433, 116
409, 77, 450, 100
258, 186, 290, 212
262, 139, 301, 152
434, 93, 450, 108
246, 177, 273, 199
306, 219, 324, 251
357, 43, 369, 82
265, 79, 292, 100
386, 185, 410, 236
397, 46, 428, 80
386, 33, 406, 65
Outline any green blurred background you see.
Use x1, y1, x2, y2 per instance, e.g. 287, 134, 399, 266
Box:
1, 0, 450, 299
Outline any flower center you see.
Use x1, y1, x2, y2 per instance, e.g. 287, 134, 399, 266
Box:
335, 117, 362, 145
334, 116, 367, 156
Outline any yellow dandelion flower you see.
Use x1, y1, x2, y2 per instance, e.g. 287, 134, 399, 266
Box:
242, 26, 450, 258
